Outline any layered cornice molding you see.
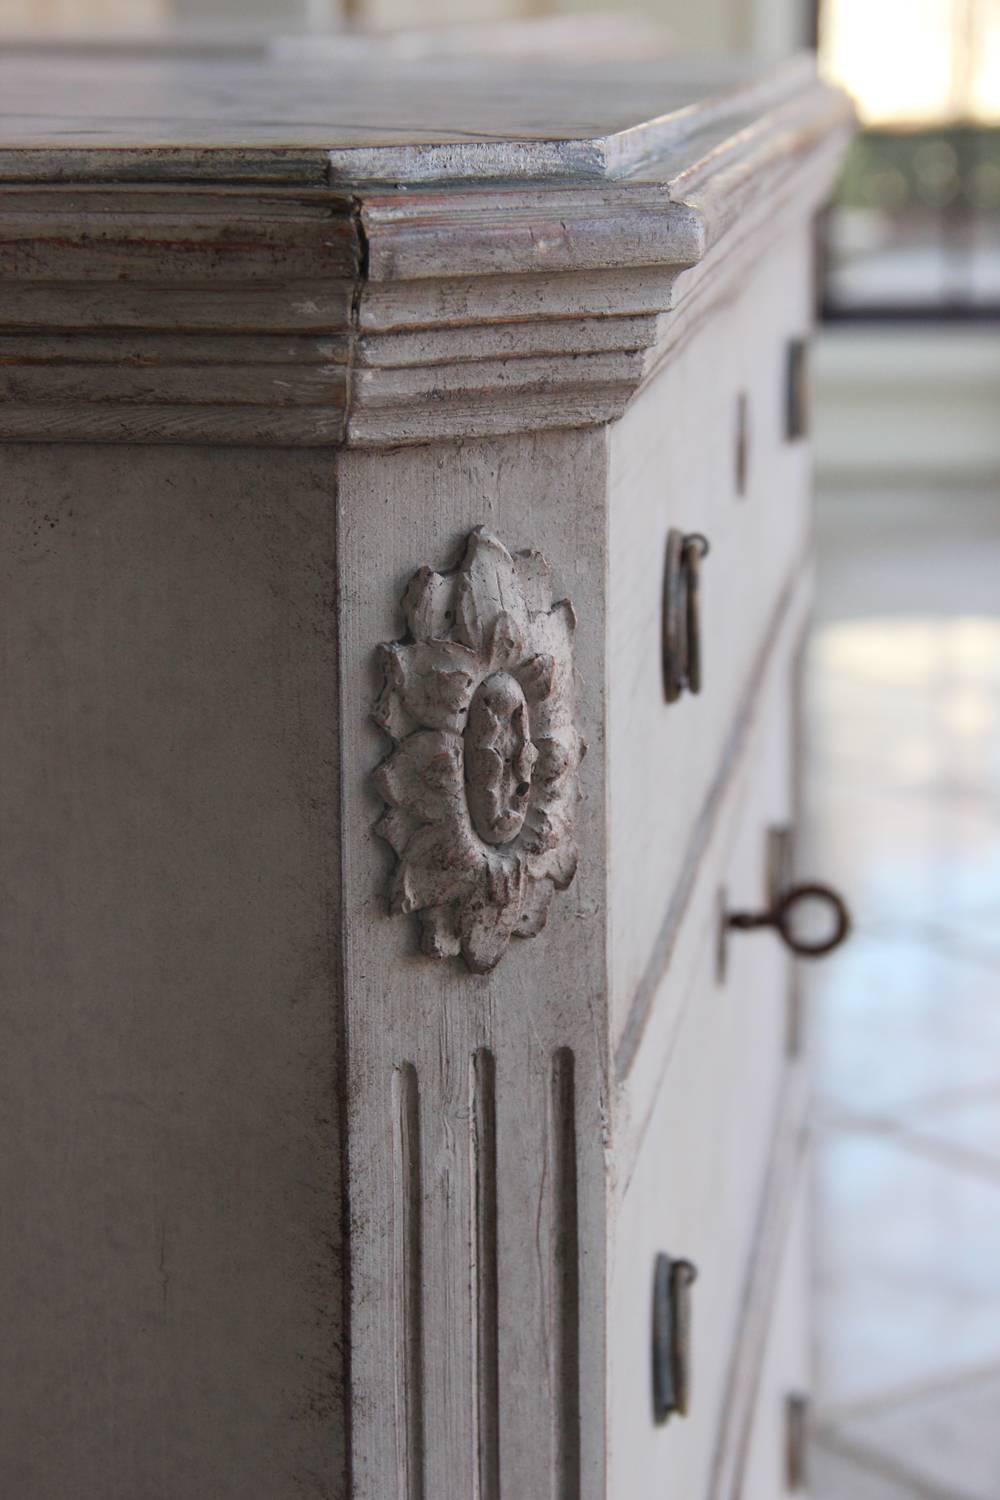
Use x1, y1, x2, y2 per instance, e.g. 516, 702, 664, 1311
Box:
0, 57, 852, 447
0, 188, 357, 444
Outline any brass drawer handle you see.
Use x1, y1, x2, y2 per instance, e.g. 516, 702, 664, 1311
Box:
662, 530, 710, 703
727, 880, 851, 959
652, 1253, 698, 1424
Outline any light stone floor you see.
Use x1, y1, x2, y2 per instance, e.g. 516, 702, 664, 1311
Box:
805, 487, 1000, 1500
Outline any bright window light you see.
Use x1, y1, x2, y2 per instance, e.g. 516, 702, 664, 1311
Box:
821, 0, 1000, 127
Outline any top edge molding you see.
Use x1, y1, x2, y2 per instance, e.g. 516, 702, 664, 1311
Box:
325, 55, 822, 188
0, 49, 834, 189
0, 44, 854, 447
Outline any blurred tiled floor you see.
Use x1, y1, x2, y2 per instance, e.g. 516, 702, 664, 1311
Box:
805, 489, 1000, 1500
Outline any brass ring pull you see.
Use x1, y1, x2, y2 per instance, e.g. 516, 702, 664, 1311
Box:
727, 881, 851, 959
662, 530, 711, 703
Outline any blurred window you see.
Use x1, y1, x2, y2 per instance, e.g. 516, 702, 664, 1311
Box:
818, 0, 1000, 318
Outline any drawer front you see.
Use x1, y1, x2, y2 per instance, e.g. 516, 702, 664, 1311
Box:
608, 222, 815, 1051
738, 1183, 811, 1500
612, 571, 810, 1171
607, 625, 804, 1500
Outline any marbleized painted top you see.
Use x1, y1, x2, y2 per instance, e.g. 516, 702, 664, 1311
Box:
0, 44, 820, 185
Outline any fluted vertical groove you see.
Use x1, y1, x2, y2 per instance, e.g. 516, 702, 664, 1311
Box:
392, 1061, 426, 1500
552, 1047, 581, 1500
470, 1047, 500, 1500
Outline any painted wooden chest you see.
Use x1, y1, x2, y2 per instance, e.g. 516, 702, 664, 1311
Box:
0, 36, 852, 1499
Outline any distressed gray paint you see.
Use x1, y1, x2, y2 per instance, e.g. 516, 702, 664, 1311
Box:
0, 445, 345, 1499
0, 39, 851, 1500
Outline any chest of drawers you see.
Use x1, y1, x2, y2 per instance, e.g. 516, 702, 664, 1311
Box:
0, 38, 852, 1499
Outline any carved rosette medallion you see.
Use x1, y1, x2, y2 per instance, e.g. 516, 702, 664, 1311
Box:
373, 527, 584, 974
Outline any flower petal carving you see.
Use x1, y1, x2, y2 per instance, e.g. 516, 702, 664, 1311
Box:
458, 854, 528, 974
373, 527, 583, 973
535, 728, 581, 789
453, 528, 530, 652
401, 565, 453, 641
374, 806, 418, 859
527, 839, 579, 890
373, 639, 479, 739
373, 731, 464, 827
389, 821, 480, 916
518, 653, 555, 704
